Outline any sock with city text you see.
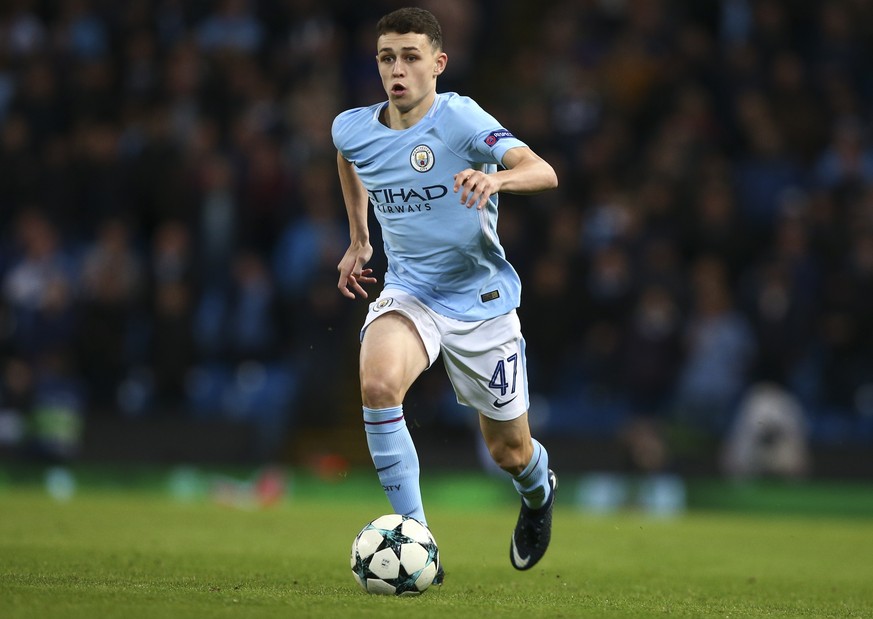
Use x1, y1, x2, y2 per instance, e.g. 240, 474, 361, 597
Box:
363, 405, 426, 525
512, 438, 551, 509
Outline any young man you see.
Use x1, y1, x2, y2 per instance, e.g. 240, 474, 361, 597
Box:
332, 7, 558, 577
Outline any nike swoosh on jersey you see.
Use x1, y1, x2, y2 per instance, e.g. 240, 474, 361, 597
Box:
493, 395, 518, 409
511, 536, 531, 568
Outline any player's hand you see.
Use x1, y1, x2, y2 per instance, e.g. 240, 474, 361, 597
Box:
337, 244, 377, 299
453, 168, 500, 210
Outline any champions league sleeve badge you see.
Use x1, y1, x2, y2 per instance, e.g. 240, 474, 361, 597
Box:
484, 129, 514, 146
410, 144, 435, 172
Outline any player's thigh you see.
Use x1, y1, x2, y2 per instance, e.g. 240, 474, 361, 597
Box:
360, 312, 429, 404
440, 311, 529, 418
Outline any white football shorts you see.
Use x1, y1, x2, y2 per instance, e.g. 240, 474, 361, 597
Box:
361, 289, 530, 421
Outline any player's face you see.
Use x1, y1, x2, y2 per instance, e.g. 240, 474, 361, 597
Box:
376, 32, 446, 115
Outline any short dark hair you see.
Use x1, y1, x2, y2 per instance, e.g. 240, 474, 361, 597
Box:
376, 7, 443, 50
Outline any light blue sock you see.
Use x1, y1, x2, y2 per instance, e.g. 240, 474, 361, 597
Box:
363, 405, 426, 525
512, 438, 551, 509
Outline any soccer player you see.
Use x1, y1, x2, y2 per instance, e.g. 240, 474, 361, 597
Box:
332, 7, 558, 577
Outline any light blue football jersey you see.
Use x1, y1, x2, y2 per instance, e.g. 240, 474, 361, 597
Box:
332, 92, 527, 321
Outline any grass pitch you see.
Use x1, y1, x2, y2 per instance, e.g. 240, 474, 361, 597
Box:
1, 480, 872, 619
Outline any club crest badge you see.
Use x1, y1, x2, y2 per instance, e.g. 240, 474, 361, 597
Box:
373, 297, 394, 312
410, 144, 435, 172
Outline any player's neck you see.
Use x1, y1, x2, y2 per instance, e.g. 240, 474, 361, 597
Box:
382, 93, 437, 130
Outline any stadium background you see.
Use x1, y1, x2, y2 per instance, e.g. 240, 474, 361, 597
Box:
0, 0, 872, 494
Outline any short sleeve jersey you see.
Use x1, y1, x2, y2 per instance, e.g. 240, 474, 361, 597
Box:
332, 92, 527, 321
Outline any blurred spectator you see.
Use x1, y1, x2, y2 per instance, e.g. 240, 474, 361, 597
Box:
67, 120, 127, 237
680, 175, 749, 278
2, 209, 78, 362
0, 357, 34, 456
149, 219, 194, 290
196, 0, 265, 55
273, 161, 354, 427
196, 152, 238, 288
673, 257, 756, 434
732, 89, 806, 232
0, 56, 15, 126
9, 57, 69, 149
195, 249, 285, 364
584, 244, 635, 324
521, 252, 577, 394
767, 49, 827, 164
236, 130, 292, 249
120, 27, 161, 101
812, 1, 868, 93
28, 350, 85, 462
54, 0, 109, 60
621, 283, 682, 418
3, 0, 48, 58
127, 105, 196, 231
814, 117, 873, 192
817, 228, 873, 416
147, 278, 197, 414
740, 208, 821, 396
0, 114, 41, 219
161, 40, 206, 148
619, 416, 669, 475
77, 217, 143, 413
272, 161, 345, 299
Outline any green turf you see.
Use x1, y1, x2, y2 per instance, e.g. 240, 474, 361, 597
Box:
2, 485, 873, 619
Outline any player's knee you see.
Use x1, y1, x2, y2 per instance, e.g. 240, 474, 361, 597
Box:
360, 374, 403, 409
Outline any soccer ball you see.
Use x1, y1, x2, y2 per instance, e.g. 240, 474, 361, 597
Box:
350, 514, 440, 596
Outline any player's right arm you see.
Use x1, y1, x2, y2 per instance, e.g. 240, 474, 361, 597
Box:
336, 151, 376, 299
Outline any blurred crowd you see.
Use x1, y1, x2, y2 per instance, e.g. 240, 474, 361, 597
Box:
0, 0, 871, 463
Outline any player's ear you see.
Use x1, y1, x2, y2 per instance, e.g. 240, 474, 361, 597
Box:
433, 52, 447, 77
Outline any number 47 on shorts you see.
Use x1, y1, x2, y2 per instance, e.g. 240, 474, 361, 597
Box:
489, 353, 518, 408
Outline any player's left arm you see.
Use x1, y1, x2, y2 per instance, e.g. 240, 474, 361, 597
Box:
453, 146, 558, 210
